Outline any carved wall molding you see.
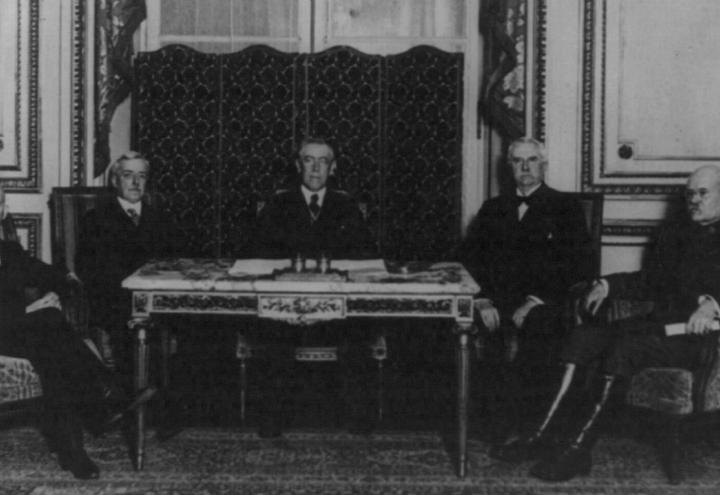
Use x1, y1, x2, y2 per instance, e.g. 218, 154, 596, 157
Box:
12, 213, 41, 258
579, 0, 717, 195
70, 0, 86, 186
0, 0, 40, 191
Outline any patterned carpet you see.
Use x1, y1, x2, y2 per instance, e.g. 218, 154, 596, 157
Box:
1, 426, 720, 494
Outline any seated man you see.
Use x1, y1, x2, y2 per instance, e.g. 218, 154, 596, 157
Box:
76, 151, 182, 378
0, 240, 155, 479
491, 164, 720, 481
250, 136, 378, 437
458, 137, 592, 429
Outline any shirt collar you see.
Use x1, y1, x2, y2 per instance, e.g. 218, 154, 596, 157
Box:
516, 183, 542, 198
301, 185, 327, 207
117, 196, 143, 216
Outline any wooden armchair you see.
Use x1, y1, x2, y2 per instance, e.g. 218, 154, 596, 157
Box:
49, 187, 117, 358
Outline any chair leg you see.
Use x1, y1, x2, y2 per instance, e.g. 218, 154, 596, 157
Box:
658, 417, 683, 485
377, 360, 384, 423
239, 360, 247, 426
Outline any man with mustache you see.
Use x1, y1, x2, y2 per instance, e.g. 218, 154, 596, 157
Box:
77, 151, 181, 381
491, 164, 720, 481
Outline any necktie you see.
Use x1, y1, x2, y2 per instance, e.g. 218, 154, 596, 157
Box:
127, 208, 140, 226
309, 194, 320, 218
515, 195, 531, 220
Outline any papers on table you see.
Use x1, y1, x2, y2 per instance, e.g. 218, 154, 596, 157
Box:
228, 259, 291, 276
228, 258, 388, 277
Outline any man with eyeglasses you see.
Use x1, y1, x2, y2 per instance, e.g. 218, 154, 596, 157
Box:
490, 164, 720, 481
250, 136, 378, 438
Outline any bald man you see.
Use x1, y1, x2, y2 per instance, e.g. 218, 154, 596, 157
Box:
490, 165, 720, 481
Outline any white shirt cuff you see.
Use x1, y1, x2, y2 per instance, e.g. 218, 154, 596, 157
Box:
526, 295, 544, 306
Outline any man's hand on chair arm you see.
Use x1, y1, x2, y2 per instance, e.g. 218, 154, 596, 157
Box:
473, 298, 500, 332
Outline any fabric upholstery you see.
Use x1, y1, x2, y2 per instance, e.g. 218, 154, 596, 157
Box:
0, 356, 42, 404
626, 367, 694, 415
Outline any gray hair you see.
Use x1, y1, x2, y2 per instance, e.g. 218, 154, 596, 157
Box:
297, 137, 336, 162
108, 151, 150, 180
507, 137, 548, 163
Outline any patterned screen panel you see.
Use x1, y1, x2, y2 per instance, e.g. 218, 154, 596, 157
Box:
383, 47, 464, 261
220, 46, 302, 256
302, 47, 383, 247
134, 45, 222, 257
134, 45, 462, 260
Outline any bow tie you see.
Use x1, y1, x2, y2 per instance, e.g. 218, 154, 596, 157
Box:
514, 195, 534, 207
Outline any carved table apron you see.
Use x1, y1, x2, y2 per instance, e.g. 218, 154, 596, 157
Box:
122, 259, 479, 477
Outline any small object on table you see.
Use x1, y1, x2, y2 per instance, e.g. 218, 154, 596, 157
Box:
318, 253, 330, 274
292, 253, 305, 273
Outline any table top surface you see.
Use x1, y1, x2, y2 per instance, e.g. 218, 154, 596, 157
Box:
122, 258, 480, 295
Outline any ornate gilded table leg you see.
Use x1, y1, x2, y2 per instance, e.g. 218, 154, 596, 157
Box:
128, 317, 151, 470
454, 321, 477, 478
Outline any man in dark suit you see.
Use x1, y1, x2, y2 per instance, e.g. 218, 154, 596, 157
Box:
492, 164, 720, 481
250, 136, 378, 438
0, 240, 155, 479
458, 137, 592, 430
76, 151, 180, 376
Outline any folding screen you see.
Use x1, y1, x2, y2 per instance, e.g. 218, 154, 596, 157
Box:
134, 44, 463, 261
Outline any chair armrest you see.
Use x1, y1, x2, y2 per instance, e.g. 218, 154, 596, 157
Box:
61, 276, 89, 336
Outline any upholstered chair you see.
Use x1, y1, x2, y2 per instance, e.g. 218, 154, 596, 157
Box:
621, 297, 720, 484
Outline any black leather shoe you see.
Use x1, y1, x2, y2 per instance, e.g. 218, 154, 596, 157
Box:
258, 415, 283, 439
59, 448, 100, 480
530, 443, 592, 481
489, 432, 554, 463
104, 386, 158, 427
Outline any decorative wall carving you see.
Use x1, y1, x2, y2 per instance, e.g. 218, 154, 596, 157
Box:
579, 0, 718, 194
134, 45, 463, 261
12, 213, 41, 259
0, 0, 40, 191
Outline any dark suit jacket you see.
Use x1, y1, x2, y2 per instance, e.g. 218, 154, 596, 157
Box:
0, 240, 67, 323
76, 197, 182, 323
251, 186, 377, 260
459, 183, 592, 311
606, 218, 720, 324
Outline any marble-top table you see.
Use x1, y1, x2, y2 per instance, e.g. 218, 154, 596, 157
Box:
122, 258, 479, 476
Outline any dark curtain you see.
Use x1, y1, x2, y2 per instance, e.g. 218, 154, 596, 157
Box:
478, 0, 526, 139
94, 0, 146, 178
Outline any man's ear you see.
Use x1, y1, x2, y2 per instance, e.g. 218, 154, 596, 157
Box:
295, 159, 302, 174
329, 161, 337, 176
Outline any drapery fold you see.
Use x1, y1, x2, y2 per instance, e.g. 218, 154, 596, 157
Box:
95, 0, 146, 178
478, 0, 526, 139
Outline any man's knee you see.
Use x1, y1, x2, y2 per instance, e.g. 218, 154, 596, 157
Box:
559, 323, 615, 366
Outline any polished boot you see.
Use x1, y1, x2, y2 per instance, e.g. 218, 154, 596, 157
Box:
83, 375, 157, 435
530, 375, 615, 481
490, 363, 577, 463
55, 412, 100, 480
